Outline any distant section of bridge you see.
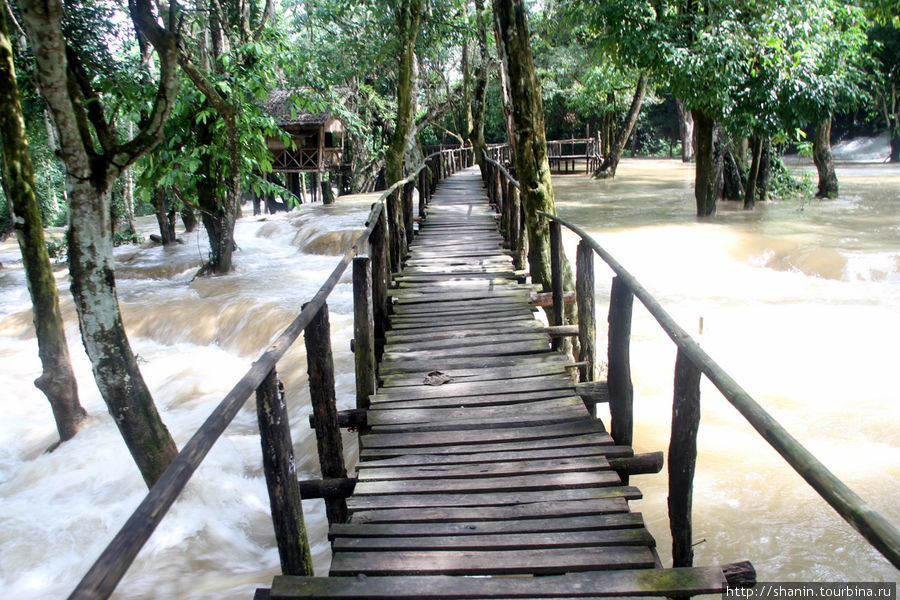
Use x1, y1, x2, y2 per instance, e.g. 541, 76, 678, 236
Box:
263, 166, 753, 598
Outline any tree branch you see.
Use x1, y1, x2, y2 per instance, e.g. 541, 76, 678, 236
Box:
251, 0, 273, 41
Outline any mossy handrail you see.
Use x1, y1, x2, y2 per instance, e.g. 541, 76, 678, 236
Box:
68, 147, 471, 600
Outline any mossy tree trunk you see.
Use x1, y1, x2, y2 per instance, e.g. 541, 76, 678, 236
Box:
594, 73, 648, 179
469, 0, 490, 177
18, 0, 179, 486
385, 0, 423, 186
152, 188, 177, 245
813, 116, 839, 198
676, 99, 694, 162
0, 11, 86, 443
692, 108, 722, 217
492, 0, 575, 303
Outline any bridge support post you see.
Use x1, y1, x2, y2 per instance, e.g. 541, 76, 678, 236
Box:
608, 276, 634, 454
494, 169, 505, 227
403, 181, 415, 242
370, 205, 390, 357
353, 257, 376, 415
304, 303, 349, 525
576, 240, 596, 384
256, 368, 315, 576
549, 221, 565, 350
669, 348, 702, 567
509, 184, 523, 270
386, 188, 406, 273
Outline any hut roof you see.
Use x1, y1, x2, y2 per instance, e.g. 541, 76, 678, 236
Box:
263, 89, 330, 126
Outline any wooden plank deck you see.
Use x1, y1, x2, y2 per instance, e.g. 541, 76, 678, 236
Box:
268, 167, 749, 599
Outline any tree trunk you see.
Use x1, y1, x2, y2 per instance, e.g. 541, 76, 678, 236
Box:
744, 136, 763, 210
0, 13, 86, 443
493, 0, 568, 289
594, 73, 648, 179
152, 188, 177, 244
891, 124, 900, 163
191, 114, 237, 274
813, 116, 838, 198
19, 0, 181, 485
676, 99, 694, 162
469, 0, 489, 177
721, 143, 745, 201
756, 138, 771, 203
692, 109, 722, 217
385, 0, 422, 186
493, 32, 517, 157
181, 205, 197, 232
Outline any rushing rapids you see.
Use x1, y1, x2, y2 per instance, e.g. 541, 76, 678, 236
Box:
0, 154, 898, 597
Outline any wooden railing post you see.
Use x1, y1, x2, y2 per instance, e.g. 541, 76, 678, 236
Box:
510, 183, 523, 270
304, 303, 348, 525
386, 189, 405, 274
352, 257, 375, 413
417, 170, 427, 219
576, 240, 596, 384
549, 220, 565, 350
494, 168, 505, 223
608, 276, 634, 450
403, 181, 415, 243
369, 205, 390, 352
669, 348, 702, 568
498, 173, 507, 240
256, 368, 314, 576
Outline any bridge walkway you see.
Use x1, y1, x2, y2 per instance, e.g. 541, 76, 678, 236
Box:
268, 167, 747, 598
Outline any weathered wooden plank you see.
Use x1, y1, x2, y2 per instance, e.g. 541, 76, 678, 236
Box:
331, 529, 655, 552
368, 414, 587, 433
345, 485, 643, 510
332, 514, 644, 538
383, 321, 543, 344
271, 565, 744, 598
368, 390, 580, 411
369, 376, 572, 403
360, 419, 607, 449
377, 352, 573, 375
357, 445, 633, 469
392, 299, 530, 315
390, 308, 533, 322
390, 284, 527, 298
388, 311, 535, 326
347, 497, 631, 523
359, 433, 623, 460
385, 332, 550, 354
380, 362, 567, 387
393, 280, 523, 293
357, 455, 610, 481
352, 470, 621, 496
382, 340, 551, 361
395, 273, 518, 284
366, 402, 589, 432
366, 396, 586, 423
329, 546, 657, 575
406, 249, 510, 260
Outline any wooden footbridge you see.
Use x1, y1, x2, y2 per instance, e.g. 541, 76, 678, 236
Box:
267, 165, 754, 598
69, 149, 899, 600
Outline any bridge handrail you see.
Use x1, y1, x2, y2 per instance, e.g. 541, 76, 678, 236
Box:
539, 211, 900, 570
479, 151, 899, 570
68, 146, 472, 600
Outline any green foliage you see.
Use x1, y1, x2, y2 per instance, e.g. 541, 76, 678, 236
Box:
0, 193, 10, 237
45, 236, 67, 261
564, 0, 870, 143
136, 25, 290, 210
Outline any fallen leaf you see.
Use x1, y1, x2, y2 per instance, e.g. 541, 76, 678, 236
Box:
423, 371, 451, 386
